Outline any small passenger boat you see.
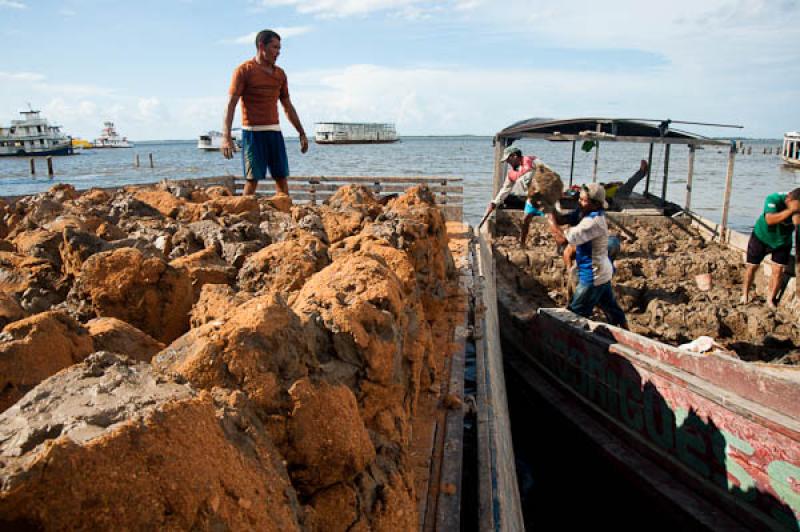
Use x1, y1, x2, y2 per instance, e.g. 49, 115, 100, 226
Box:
783, 132, 800, 168
483, 117, 800, 530
197, 130, 240, 151
0, 108, 73, 157
93, 121, 132, 148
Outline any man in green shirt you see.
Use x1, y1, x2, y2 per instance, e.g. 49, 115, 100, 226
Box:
742, 189, 800, 307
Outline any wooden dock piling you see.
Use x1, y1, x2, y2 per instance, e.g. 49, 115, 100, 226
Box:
29, 158, 35, 176
149, 153, 154, 168
47, 156, 54, 177
134, 154, 140, 168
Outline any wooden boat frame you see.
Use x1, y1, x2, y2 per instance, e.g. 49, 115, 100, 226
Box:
486, 117, 800, 530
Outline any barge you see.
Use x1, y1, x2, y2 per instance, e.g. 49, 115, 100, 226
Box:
314, 122, 398, 144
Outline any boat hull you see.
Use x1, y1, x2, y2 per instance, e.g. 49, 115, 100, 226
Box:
0, 145, 73, 157
503, 306, 800, 530
314, 139, 399, 144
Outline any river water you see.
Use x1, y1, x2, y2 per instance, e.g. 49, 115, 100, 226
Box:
0, 137, 796, 233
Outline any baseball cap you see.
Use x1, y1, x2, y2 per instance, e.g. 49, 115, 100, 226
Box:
500, 146, 522, 162
581, 183, 608, 209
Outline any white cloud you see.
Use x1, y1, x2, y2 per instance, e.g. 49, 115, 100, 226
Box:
255, 0, 450, 18
0, 71, 45, 82
60, 8, 76, 16
0, 0, 26, 8
220, 26, 313, 45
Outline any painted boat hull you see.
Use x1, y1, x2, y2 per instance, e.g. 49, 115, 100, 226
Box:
0, 145, 73, 157
503, 306, 800, 530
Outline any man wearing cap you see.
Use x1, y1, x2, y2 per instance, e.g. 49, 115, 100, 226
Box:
484, 146, 549, 215
741, 188, 800, 307
547, 183, 628, 328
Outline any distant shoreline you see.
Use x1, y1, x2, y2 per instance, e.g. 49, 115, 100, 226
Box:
128, 135, 783, 144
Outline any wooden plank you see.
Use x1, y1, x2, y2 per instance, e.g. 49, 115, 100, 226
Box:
474, 226, 525, 531
284, 175, 462, 183
685, 144, 695, 211
720, 144, 736, 242
661, 143, 670, 203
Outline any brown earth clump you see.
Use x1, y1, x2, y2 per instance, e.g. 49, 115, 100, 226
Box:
189, 283, 251, 327
238, 231, 329, 294
86, 317, 165, 362
0, 293, 25, 329
0, 310, 94, 412
0, 353, 304, 531
154, 292, 317, 414
527, 165, 564, 212
68, 247, 193, 343
169, 247, 237, 300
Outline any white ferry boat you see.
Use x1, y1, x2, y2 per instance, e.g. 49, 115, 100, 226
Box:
0, 108, 73, 157
783, 132, 800, 168
314, 122, 398, 144
197, 130, 241, 151
93, 122, 133, 148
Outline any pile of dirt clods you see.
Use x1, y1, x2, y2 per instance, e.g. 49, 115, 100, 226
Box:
0, 181, 456, 530
494, 214, 800, 365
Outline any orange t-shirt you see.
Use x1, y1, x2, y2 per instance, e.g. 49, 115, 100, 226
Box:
229, 59, 289, 127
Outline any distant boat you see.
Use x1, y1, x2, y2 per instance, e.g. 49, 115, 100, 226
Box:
71, 138, 93, 150
93, 121, 133, 148
198, 130, 240, 151
314, 122, 398, 144
783, 132, 800, 168
0, 108, 73, 157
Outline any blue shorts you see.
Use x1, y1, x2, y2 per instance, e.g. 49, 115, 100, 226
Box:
523, 200, 544, 217
241, 130, 289, 181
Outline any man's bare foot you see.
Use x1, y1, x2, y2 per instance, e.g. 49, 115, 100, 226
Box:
739, 294, 749, 305
767, 299, 778, 310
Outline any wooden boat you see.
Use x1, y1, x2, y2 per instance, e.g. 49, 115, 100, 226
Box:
783, 132, 800, 168
484, 117, 800, 530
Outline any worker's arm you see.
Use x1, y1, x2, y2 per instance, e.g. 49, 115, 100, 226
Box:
764, 207, 799, 226
281, 95, 308, 154
221, 90, 241, 160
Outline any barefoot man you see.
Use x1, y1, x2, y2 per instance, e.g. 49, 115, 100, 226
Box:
742, 189, 800, 307
222, 29, 308, 196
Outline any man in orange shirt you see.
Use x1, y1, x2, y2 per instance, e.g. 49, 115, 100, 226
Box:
222, 29, 308, 196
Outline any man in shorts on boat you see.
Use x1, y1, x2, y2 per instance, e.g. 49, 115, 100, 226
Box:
221, 29, 309, 196
547, 183, 628, 329
741, 188, 800, 308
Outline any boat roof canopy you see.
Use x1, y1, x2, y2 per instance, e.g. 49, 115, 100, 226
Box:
496, 117, 731, 146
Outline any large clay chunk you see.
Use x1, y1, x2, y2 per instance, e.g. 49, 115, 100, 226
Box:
0, 310, 94, 413
238, 231, 329, 294
86, 317, 165, 362
69, 247, 193, 343
286, 378, 376, 494
0, 353, 303, 531
155, 292, 317, 414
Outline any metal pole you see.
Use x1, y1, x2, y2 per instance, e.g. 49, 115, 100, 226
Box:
592, 123, 601, 183
720, 143, 736, 242
569, 140, 576, 187
644, 143, 653, 194
685, 145, 695, 211
661, 144, 671, 204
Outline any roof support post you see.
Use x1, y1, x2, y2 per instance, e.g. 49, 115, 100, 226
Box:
492, 138, 506, 198
569, 140, 576, 187
644, 143, 653, 194
720, 142, 736, 242
661, 144, 671, 204
592, 123, 601, 183
685, 144, 696, 211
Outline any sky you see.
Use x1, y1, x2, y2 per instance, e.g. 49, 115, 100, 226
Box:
0, 0, 798, 140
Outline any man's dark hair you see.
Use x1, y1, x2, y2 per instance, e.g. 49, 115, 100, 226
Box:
788, 188, 800, 202
255, 30, 281, 49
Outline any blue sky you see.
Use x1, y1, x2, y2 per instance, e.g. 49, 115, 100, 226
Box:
1, 0, 798, 139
